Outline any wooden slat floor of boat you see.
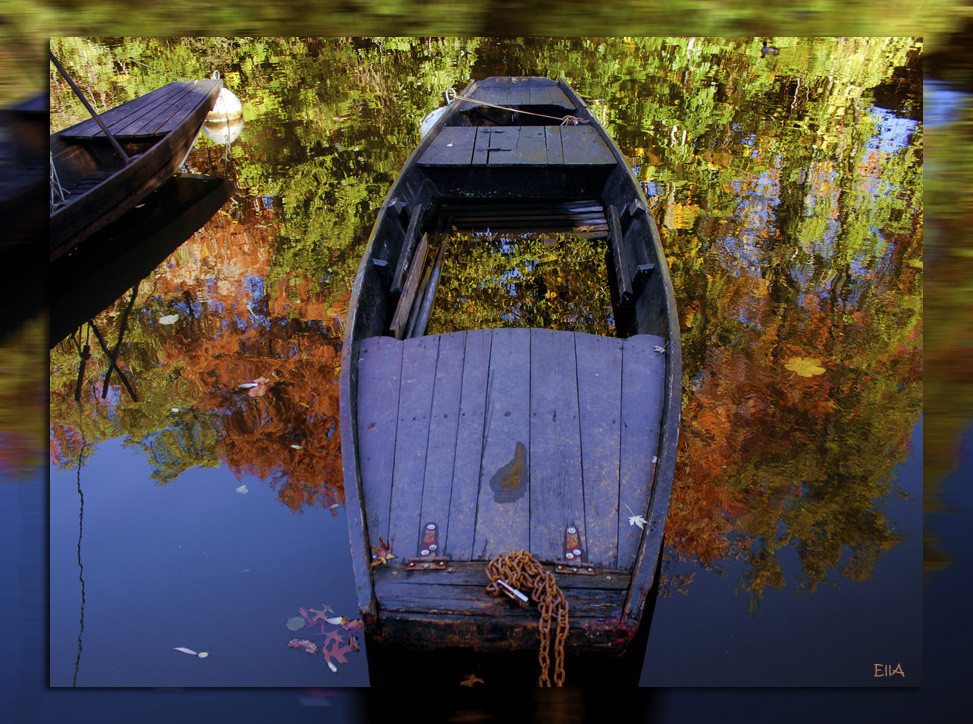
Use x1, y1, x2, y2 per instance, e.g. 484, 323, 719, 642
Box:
418, 125, 616, 167
58, 81, 213, 140
470, 77, 576, 111
356, 328, 667, 578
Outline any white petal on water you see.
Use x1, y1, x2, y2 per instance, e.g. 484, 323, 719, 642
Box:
327, 660, 338, 673
171, 407, 180, 413
236, 485, 248, 494
160, 314, 180, 325
197, 652, 209, 658
237, 382, 259, 389
325, 616, 345, 625
290, 444, 303, 449
173, 647, 198, 656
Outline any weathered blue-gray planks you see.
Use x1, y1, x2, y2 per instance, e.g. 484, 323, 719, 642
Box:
445, 330, 493, 560
529, 328, 585, 563
356, 328, 667, 570
576, 332, 623, 569
474, 327, 531, 559
560, 125, 617, 166
61, 82, 200, 139
617, 333, 666, 569
356, 336, 404, 547
388, 335, 440, 556
417, 331, 466, 556
418, 127, 477, 166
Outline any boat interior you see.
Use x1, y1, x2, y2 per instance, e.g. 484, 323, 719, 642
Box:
346, 79, 678, 649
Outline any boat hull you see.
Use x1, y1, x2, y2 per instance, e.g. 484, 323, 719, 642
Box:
50, 79, 221, 262
340, 77, 681, 657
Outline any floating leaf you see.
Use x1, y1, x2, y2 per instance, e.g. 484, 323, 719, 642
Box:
173, 647, 198, 656
784, 357, 825, 377
302, 605, 334, 623
340, 619, 364, 632
286, 616, 306, 631
323, 638, 355, 665
160, 314, 180, 325
289, 638, 318, 655
460, 673, 485, 687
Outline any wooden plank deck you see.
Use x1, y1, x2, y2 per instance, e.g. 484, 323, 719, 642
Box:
356, 328, 666, 573
58, 80, 216, 140
419, 125, 615, 167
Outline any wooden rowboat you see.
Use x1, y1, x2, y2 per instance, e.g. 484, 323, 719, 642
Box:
50, 78, 221, 262
340, 77, 681, 659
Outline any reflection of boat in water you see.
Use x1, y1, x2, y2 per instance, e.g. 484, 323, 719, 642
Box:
50, 73, 221, 263
340, 77, 681, 678
50, 174, 231, 348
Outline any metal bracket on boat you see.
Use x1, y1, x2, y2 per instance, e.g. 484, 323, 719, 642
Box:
556, 524, 595, 574
563, 525, 583, 562
554, 563, 596, 575
406, 558, 447, 571
406, 522, 447, 570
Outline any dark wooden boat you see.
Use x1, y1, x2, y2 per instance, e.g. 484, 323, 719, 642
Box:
50, 78, 221, 262
340, 77, 681, 658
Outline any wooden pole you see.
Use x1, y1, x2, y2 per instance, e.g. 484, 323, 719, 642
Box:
49, 51, 130, 164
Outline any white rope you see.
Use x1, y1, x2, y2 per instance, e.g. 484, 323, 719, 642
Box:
444, 87, 587, 126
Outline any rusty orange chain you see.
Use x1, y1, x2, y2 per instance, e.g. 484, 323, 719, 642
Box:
486, 550, 569, 686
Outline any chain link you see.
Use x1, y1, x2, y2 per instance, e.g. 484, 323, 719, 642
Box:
486, 550, 569, 686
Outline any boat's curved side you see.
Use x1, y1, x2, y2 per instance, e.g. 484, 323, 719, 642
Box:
339, 80, 479, 625
50, 79, 222, 261
555, 80, 683, 633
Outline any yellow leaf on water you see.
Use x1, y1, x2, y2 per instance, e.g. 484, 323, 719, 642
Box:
784, 357, 825, 377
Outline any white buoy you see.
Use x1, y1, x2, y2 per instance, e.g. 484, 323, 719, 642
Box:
203, 116, 244, 145
207, 86, 243, 124
203, 82, 245, 145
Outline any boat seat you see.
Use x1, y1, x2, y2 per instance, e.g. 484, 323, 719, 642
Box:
418, 125, 617, 167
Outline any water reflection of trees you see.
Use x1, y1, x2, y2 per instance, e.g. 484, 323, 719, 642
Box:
50, 205, 347, 514
49, 37, 923, 602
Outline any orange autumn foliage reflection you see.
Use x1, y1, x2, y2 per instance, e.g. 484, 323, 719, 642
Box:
50, 201, 352, 515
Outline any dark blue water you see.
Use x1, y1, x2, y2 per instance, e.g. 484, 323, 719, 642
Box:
642, 420, 922, 686
49, 439, 366, 687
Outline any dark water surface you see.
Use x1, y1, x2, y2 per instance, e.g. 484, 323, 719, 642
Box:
47, 37, 923, 687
